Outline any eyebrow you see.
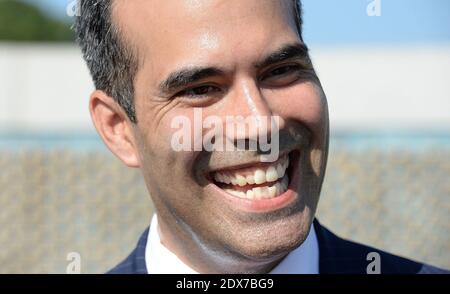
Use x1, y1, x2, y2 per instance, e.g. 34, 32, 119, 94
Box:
158, 42, 309, 94
254, 43, 309, 69
159, 67, 225, 94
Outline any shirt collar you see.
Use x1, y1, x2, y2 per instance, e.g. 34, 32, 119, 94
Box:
145, 214, 319, 274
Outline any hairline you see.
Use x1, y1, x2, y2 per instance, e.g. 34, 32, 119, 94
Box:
82, 0, 303, 124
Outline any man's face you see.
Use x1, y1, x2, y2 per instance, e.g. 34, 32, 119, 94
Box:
113, 0, 328, 271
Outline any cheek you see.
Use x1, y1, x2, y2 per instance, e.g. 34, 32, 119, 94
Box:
273, 82, 328, 129
266, 81, 329, 148
136, 109, 204, 210
268, 82, 329, 177
137, 106, 200, 177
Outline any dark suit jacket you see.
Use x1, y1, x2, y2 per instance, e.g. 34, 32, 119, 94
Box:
107, 219, 448, 274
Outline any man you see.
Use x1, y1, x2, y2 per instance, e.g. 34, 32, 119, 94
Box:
75, 0, 447, 274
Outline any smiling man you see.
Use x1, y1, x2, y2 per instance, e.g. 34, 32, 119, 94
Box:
75, 0, 446, 274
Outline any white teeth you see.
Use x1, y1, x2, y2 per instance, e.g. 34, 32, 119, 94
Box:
236, 174, 247, 187
253, 187, 263, 199
222, 174, 290, 200
212, 155, 290, 186
254, 169, 266, 185
246, 189, 254, 199
274, 182, 281, 195
281, 174, 288, 190
246, 175, 255, 185
214, 173, 221, 182
276, 163, 284, 178
267, 186, 277, 198
223, 174, 231, 184
265, 166, 278, 182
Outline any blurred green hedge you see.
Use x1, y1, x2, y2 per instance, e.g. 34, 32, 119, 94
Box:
0, 0, 73, 42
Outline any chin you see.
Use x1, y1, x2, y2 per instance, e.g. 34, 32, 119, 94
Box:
224, 207, 313, 261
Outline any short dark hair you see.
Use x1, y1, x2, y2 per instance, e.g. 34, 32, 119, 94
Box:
75, 0, 303, 123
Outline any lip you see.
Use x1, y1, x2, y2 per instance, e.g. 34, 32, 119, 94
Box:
208, 150, 301, 213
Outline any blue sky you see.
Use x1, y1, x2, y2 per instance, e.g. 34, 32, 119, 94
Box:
26, 0, 450, 45
302, 0, 450, 45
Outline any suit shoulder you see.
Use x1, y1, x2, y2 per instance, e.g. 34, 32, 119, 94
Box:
313, 220, 447, 274
106, 227, 149, 274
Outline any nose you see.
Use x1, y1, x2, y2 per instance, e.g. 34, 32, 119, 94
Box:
224, 80, 284, 150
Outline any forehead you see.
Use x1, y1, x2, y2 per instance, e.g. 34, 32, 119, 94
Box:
112, 0, 299, 82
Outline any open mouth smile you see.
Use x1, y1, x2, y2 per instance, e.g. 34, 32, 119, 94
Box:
208, 151, 301, 213
212, 155, 290, 199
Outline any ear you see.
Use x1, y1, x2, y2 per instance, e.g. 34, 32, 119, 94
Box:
89, 90, 140, 168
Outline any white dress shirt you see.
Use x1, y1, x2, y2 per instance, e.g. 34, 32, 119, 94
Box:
145, 214, 319, 274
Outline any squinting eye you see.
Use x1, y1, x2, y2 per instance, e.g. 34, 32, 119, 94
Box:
176, 85, 221, 98
259, 64, 304, 87
263, 65, 300, 79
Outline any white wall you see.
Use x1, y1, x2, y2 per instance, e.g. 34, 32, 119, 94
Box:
0, 43, 95, 132
311, 45, 450, 131
1, 43, 449, 132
